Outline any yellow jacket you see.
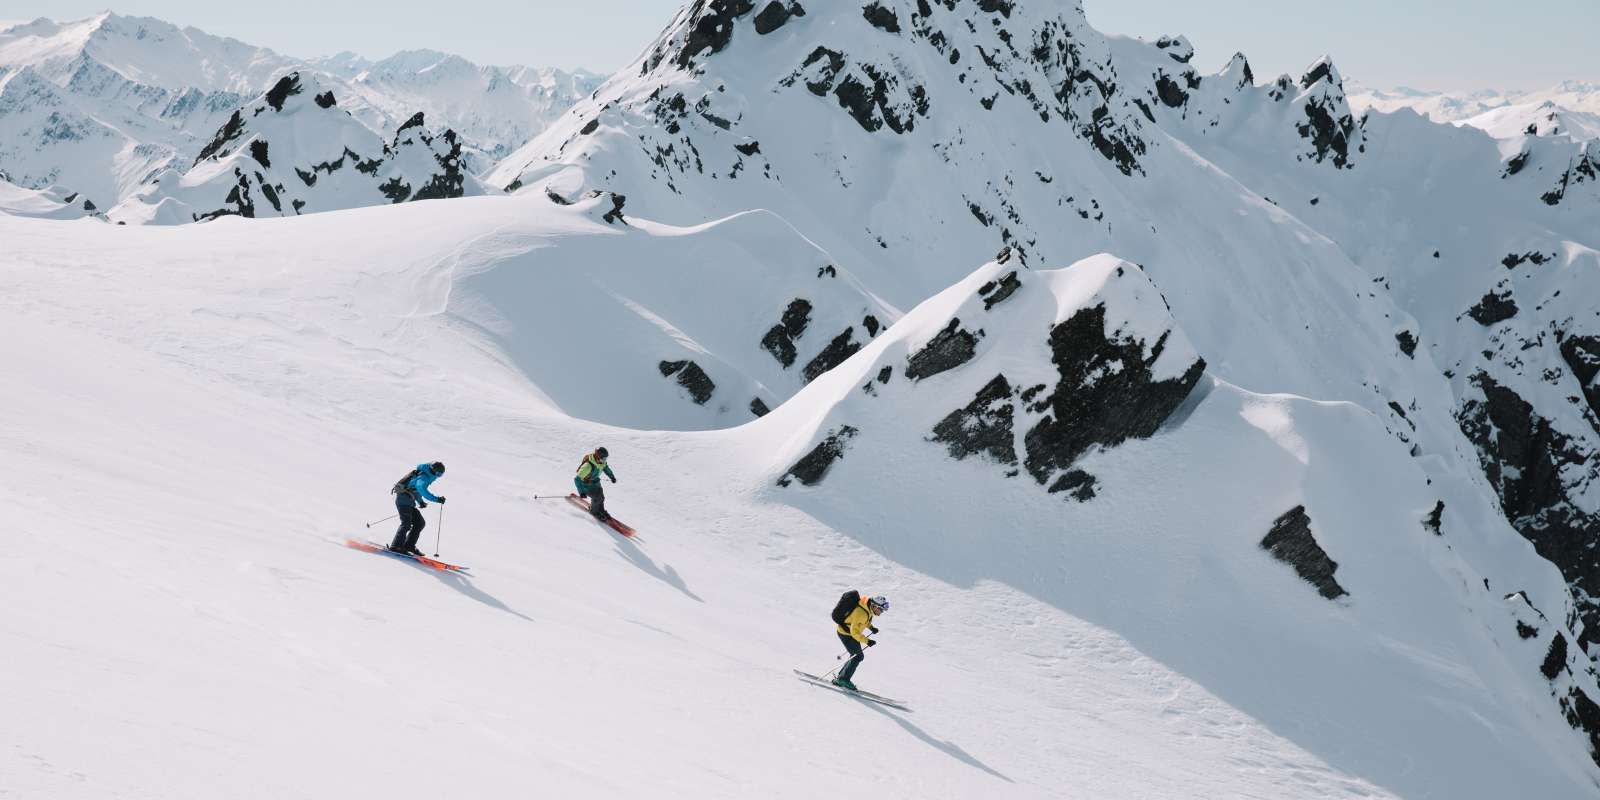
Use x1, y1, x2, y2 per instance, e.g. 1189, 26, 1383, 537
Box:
837, 600, 877, 643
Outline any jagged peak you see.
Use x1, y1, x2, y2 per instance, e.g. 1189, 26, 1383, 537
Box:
1154, 34, 1194, 63
1299, 55, 1343, 90
1220, 51, 1254, 88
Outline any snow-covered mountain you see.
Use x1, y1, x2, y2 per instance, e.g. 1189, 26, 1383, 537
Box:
9, 1, 1600, 797
109, 73, 481, 224
1350, 79, 1600, 141
0, 12, 599, 207
490, 0, 1600, 763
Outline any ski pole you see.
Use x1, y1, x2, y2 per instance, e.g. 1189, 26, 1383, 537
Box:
365, 513, 397, 529
434, 503, 445, 557
529, 493, 570, 501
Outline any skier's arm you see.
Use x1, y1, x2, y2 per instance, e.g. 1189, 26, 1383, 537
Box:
604, 465, 616, 482
415, 480, 443, 503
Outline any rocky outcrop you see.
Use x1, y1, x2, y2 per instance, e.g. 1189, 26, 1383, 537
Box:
906, 319, 983, 381
1458, 372, 1600, 640
1260, 505, 1348, 600
761, 298, 813, 368
930, 374, 1017, 464
659, 359, 716, 404
1021, 303, 1206, 495
803, 328, 863, 382
777, 425, 858, 486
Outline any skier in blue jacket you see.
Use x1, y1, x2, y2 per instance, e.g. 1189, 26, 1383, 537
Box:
390, 461, 446, 555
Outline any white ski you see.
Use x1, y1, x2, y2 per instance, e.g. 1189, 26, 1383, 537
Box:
793, 670, 911, 711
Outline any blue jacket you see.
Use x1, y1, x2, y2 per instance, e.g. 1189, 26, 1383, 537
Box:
404, 463, 444, 502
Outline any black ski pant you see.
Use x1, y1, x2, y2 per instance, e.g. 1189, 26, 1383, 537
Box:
392, 494, 425, 550
837, 634, 864, 682
577, 479, 607, 518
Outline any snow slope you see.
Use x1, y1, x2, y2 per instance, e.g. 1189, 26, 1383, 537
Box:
6, 195, 1600, 798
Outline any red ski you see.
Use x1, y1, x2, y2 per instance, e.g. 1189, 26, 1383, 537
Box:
345, 538, 470, 572
566, 494, 637, 537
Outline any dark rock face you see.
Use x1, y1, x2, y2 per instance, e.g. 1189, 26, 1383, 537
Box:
670, 0, 757, 69
595, 191, 627, 223
906, 319, 983, 381
1558, 334, 1600, 421
1518, 621, 1540, 639
1260, 505, 1349, 600
862, 2, 900, 33
1021, 304, 1206, 494
750, 397, 771, 417
803, 328, 862, 382
1541, 149, 1598, 206
1504, 150, 1529, 177
195, 110, 245, 164
249, 140, 270, 168
1155, 74, 1187, 108
1563, 688, 1600, 768
753, 1, 792, 34
1297, 98, 1357, 168
1424, 500, 1445, 536
1396, 329, 1418, 358
314, 91, 337, 109
1502, 251, 1552, 269
778, 425, 858, 486
263, 74, 302, 112
580, 118, 600, 135
930, 374, 1017, 464
1457, 371, 1600, 641
1544, 633, 1569, 681
978, 271, 1022, 310
659, 359, 716, 404
1467, 290, 1518, 326
761, 298, 813, 368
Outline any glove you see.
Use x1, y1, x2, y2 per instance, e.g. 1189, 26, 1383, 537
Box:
437, 496, 447, 504
869, 626, 880, 634
866, 639, 877, 647
417, 501, 428, 508
610, 477, 617, 484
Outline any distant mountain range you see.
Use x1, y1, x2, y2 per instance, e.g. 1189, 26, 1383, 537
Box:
0, 12, 599, 211
1348, 80, 1600, 141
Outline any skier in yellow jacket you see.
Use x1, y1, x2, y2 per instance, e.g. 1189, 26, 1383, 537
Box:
829, 591, 889, 691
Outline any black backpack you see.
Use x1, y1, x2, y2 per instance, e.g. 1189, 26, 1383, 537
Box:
390, 467, 420, 496
831, 590, 861, 626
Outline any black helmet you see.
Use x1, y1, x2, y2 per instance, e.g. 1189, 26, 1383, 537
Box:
431, 461, 446, 475
595, 447, 609, 460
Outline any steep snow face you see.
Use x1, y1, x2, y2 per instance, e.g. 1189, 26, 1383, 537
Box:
109, 74, 482, 224
447, 194, 895, 428
0, 13, 599, 208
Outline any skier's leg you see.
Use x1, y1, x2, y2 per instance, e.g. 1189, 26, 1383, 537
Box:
574, 476, 588, 498
404, 507, 426, 551
836, 634, 864, 683
590, 484, 608, 520
391, 496, 416, 549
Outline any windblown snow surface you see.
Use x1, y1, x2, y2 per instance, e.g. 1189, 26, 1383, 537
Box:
7, 1, 1600, 798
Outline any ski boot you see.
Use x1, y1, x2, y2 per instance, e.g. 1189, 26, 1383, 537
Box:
831, 676, 858, 691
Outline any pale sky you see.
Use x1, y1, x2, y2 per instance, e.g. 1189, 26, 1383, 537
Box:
0, 0, 1592, 91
